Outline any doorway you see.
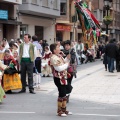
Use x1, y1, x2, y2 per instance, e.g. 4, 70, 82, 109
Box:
3, 24, 7, 38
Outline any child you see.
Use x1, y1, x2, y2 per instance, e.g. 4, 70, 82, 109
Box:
42, 46, 52, 77
50, 43, 72, 117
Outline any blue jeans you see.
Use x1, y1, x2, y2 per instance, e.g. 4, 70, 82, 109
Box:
107, 56, 115, 72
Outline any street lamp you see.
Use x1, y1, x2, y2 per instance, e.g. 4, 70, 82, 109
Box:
103, 0, 112, 42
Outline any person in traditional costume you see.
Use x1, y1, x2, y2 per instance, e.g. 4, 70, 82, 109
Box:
13, 43, 19, 53
63, 40, 76, 103
32, 35, 42, 89
0, 60, 8, 102
13, 50, 19, 71
0, 41, 5, 61
42, 46, 52, 77
2, 38, 9, 51
8, 41, 15, 56
16, 38, 23, 46
50, 43, 72, 117
3, 49, 22, 94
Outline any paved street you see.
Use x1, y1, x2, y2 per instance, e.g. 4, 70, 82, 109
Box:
1, 60, 120, 120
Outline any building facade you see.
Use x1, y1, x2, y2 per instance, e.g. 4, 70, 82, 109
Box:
56, 0, 82, 42
0, 0, 22, 41
92, 0, 120, 41
18, 0, 60, 44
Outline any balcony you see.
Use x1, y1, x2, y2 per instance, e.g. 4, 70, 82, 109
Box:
19, 0, 60, 18
0, 0, 22, 4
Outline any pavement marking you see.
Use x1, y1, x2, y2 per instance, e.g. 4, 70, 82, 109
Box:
105, 75, 118, 76
0, 111, 35, 114
84, 107, 106, 110
74, 113, 120, 117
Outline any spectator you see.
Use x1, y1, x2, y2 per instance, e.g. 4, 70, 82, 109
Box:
19, 34, 37, 94
3, 49, 22, 94
105, 38, 118, 73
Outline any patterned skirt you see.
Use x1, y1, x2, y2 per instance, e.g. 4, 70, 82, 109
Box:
3, 73, 22, 92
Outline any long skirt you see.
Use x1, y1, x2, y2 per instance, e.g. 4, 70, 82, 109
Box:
0, 85, 5, 102
3, 73, 22, 92
42, 59, 51, 76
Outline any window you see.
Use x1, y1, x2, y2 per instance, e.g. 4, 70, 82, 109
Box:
60, 2, 67, 15
42, 0, 48, 7
22, 0, 27, 3
99, 10, 103, 21
31, 0, 37, 4
53, 0, 57, 9
35, 26, 44, 40
117, 0, 119, 11
20, 25, 28, 39
93, 10, 97, 18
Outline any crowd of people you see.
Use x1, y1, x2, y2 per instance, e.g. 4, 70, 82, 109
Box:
0, 35, 49, 96
1, 33, 119, 117
0, 34, 78, 117
101, 38, 120, 73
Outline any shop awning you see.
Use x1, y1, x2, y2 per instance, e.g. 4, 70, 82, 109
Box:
0, 20, 22, 25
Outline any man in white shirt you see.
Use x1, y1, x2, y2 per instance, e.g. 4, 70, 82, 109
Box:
76, 40, 84, 57
19, 34, 37, 94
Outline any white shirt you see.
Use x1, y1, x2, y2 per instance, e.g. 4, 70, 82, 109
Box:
21, 42, 37, 59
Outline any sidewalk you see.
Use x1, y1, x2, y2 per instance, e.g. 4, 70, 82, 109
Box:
72, 63, 120, 105
40, 60, 120, 105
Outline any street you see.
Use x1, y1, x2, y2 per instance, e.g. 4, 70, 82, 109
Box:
1, 60, 120, 120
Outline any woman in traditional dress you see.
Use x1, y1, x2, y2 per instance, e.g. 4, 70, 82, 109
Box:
13, 43, 19, 53
50, 43, 72, 117
3, 50, 22, 94
2, 38, 9, 51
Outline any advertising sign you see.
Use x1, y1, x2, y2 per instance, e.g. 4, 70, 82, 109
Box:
0, 10, 8, 20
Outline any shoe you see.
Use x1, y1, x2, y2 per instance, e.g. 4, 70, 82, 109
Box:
5, 90, 12, 94
43, 74, 45, 77
46, 75, 50, 77
19, 89, 26, 93
57, 111, 67, 117
29, 90, 36, 94
65, 111, 72, 115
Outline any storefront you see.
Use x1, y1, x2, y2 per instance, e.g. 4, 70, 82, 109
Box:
0, 4, 21, 41
56, 24, 71, 41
